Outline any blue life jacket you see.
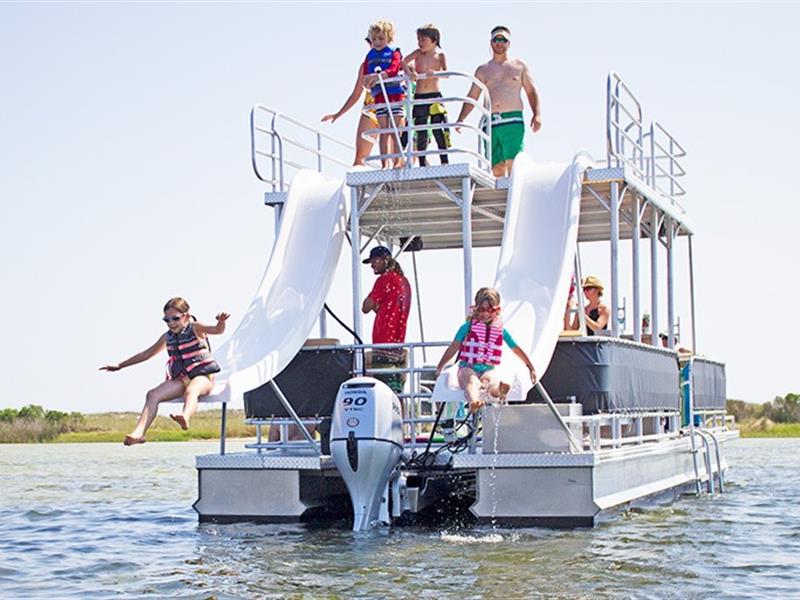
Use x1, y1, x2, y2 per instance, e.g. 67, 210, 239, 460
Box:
365, 46, 405, 98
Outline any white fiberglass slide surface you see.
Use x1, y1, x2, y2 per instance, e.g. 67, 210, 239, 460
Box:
495, 151, 592, 399
433, 151, 591, 403
205, 170, 347, 404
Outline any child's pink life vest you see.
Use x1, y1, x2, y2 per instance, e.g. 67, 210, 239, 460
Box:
457, 318, 503, 366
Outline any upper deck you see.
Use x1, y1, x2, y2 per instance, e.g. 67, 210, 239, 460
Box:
342, 160, 692, 251
255, 71, 691, 252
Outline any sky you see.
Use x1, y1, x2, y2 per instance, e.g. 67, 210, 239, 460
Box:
1, 2, 798, 414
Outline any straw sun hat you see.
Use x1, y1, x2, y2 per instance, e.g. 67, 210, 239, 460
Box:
582, 275, 604, 291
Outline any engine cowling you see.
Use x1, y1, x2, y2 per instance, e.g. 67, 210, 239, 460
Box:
330, 377, 403, 531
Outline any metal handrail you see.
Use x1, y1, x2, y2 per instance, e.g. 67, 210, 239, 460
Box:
362, 70, 494, 173
606, 72, 688, 205
648, 120, 687, 203
606, 72, 644, 172
250, 105, 354, 191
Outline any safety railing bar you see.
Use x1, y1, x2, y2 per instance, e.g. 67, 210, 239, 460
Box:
608, 123, 646, 153
611, 102, 644, 127
253, 105, 354, 150
609, 72, 643, 119
652, 120, 687, 154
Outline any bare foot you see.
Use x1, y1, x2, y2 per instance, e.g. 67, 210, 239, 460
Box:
469, 399, 484, 414
498, 382, 511, 401
170, 414, 189, 431
123, 435, 146, 446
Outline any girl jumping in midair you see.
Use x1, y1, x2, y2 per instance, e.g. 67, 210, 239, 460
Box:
435, 287, 536, 413
100, 297, 229, 446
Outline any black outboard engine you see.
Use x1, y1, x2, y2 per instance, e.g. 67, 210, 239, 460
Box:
330, 377, 403, 531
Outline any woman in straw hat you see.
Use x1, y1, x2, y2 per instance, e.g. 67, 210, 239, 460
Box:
571, 275, 610, 336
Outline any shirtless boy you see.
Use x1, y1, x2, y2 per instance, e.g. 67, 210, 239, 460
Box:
456, 26, 541, 177
402, 24, 451, 166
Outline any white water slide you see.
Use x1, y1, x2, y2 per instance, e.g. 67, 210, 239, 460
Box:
206, 170, 347, 404
209, 153, 590, 405
435, 151, 592, 402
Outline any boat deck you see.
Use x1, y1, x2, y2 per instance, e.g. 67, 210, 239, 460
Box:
336, 162, 694, 251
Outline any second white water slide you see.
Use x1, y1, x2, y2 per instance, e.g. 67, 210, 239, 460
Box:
433, 151, 592, 403
206, 169, 347, 404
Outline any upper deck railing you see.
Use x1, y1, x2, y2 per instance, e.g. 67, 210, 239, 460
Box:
250, 106, 354, 192
606, 72, 687, 207
250, 71, 496, 190
363, 70, 494, 171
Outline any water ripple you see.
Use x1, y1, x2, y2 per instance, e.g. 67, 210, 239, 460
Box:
0, 439, 799, 598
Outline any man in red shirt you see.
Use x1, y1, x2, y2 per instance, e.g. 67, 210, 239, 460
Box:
362, 246, 412, 392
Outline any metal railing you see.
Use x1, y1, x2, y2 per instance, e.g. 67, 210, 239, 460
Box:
243, 340, 450, 453
361, 70, 494, 172
647, 120, 687, 201
606, 72, 688, 206
564, 409, 682, 452
250, 105, 354, 192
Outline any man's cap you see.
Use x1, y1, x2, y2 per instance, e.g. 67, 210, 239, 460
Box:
363, 246, 392, 264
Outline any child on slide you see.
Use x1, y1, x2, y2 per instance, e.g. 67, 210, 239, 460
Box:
435, 287, 536, 413
100, 297, 229, 446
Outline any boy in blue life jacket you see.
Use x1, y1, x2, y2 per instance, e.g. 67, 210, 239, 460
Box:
361, 20, 406, 168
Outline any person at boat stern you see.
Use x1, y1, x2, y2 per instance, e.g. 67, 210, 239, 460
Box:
435, 287, 536, 413
570, 275, 610, 335
362, 246, 412, 393
361, 20, 406, 168
100, 297, 229, 446
455, 26, 541, 177
401, 23, 451, 166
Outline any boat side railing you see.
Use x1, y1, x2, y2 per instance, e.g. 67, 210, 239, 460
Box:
244, 340, 450, 453
563, 409, 682, 452
694, 408, 730, 430
250, 105, 354, 192
606, 72, 687, 207
363, 70, 494, 173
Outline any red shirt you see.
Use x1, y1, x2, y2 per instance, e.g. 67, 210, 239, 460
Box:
368, 270, 411, 344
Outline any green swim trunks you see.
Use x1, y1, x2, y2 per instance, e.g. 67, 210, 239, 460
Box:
488, 111, 525, 166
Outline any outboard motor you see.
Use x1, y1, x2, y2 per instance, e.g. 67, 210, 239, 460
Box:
330, 377, 403, 531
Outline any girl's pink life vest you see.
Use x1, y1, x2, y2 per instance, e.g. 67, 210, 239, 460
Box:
165, 323, 220, 380
457, 318, 503, 366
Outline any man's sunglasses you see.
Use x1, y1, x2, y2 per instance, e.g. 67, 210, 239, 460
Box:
491, 36, 509, 43
162, 315, 184, 323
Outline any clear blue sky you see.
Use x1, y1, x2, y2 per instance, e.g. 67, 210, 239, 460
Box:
1, 2, 797, 413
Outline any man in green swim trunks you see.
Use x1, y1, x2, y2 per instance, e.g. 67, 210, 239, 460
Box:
455, 26, 542, 177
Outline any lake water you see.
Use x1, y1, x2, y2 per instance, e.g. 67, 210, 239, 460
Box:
1, 438, 798, 599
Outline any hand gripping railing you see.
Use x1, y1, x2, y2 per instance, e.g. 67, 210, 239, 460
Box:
250, 105, 354, 192
364, 70, 494, 172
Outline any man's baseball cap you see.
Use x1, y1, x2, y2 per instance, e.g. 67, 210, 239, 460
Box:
363, 245, 392, 264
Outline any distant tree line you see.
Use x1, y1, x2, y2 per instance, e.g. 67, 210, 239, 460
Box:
0, 405, 86, 443
727, 393, 800, 424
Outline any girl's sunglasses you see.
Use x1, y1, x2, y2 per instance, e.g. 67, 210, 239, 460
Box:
477, 305, 499, 314
162, 315, 184, 323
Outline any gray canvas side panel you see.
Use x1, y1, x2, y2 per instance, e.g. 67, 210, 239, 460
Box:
244, 348, 354, 418
691, 358, 727, 409
537, 339, 680, 413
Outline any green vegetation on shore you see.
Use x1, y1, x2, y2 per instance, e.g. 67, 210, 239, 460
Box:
0, 405, 256, 444
3, 394, 799, 443
727, 393, 800, 438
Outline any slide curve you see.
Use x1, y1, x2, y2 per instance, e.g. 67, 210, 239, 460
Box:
206, 169, 347, 404
494, 151, 593, 399
433, 151, 592, 403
